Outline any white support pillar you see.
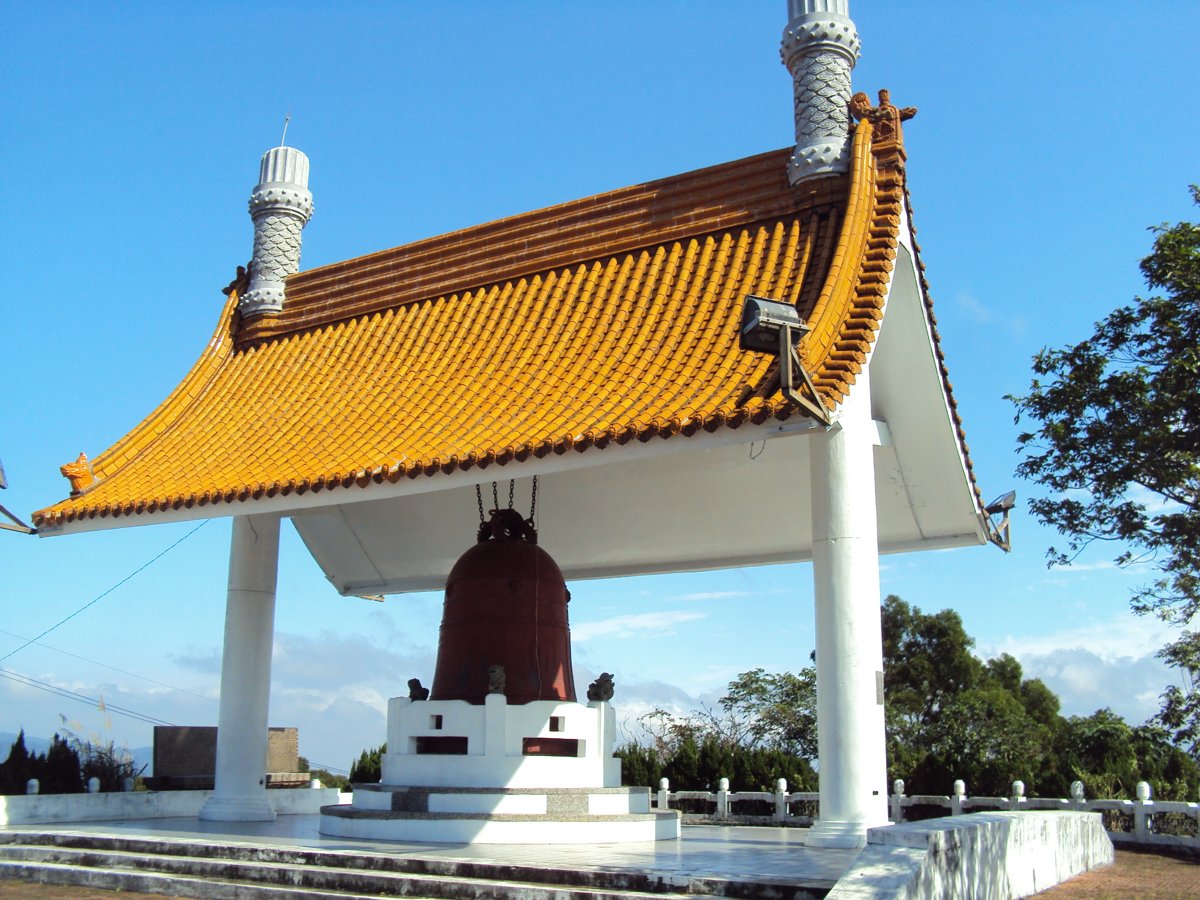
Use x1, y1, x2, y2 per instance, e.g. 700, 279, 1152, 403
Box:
807, 367, 888, 848
199, 514, 281, 822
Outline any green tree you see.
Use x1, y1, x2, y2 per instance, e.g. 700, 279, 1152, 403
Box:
882, 595, 983, 782
1009, 187, 1200, 751
917, 686, 1050, 796
348, 742, 386, 784
0, 731, 34, 795
40, 735, 84, 794
1129, 723, 1200, 800
881, 596, 1067, 795
719, 667, 818, 758
74, 738, 145, 792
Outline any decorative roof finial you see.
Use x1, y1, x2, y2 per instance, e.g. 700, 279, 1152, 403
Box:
239, 131, 314, 317
60, 452, 95, 497
850, 89, 917, 154
279, 112, 291, 147
781, 0, 861, 185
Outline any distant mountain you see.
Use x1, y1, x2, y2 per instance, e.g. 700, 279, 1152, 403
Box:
0, 731, 153, 776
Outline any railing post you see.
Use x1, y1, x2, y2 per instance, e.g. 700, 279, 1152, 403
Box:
775, 778, 789, 821
658, 778, 671, 810
890, 779, 905, 823
1070, 780, 1085, 812
25, 778, 39, 795
950, 779, 965, 816
1134, 781, 1152, 840
717, 778, 730, 819
1011, 780, 1026, 812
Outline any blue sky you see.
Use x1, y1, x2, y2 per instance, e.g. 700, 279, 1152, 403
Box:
1, 1, 1198, 775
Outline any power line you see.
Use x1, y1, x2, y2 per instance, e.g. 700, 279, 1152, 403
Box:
0, 517, 365, 776
0, 520, 209, 665
0, 628, 214, 703
0, 667, 174, 727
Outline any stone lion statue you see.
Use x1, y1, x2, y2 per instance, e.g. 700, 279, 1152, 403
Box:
587, 672, 615, 702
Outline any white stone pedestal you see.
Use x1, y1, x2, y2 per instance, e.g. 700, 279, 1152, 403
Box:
321, 694, 679, 843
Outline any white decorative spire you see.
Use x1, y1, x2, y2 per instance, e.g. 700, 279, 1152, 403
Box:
781, 0, 861, 185
240, 144, 314, 317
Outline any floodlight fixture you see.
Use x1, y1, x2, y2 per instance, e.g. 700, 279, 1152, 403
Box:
985, 490, 1016, 515
984, 489, 1016, 552
738, 295, 831, 425
740, 296, 807, 353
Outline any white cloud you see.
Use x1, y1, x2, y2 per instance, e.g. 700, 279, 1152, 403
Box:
1016, 648, 1172, 725
667, 590, 751, 602
571, 611, 707, 642
956, 291, 995, 324
983, 612, 1174, 662
979, 611, 1180, 723
1051, 560, 1121, 573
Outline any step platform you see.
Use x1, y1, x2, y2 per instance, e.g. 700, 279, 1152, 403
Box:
321, 784, 681, 843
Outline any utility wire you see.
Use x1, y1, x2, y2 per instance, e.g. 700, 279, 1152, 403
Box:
0, 520, 209, 665
0, 667, 174, 727
0, 628, 213, 703
0, 518, 360, 777
1, 664, 350, 773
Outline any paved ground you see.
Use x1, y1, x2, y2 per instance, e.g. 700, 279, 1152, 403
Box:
3, 849, 1199, 898
1032, 847, 1200, 898
1, 819, 857, 890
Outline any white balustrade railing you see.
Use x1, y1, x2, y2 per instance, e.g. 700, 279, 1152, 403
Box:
655, 777, 818, 824
651, 776, 1200, 850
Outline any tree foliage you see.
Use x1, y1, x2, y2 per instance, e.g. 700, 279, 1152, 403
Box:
616, 709, 815, 793
0, 731, 88, 795
719, 667, 818, 759
881, 596, 1058, 795
1009, 187, 1200, 750
348, 742, 386, 784
616, 595, 1199, 799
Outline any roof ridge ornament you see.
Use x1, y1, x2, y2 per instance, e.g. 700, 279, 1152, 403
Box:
59, 452, 96, 497
850, 89, 917, 162
781, 0, 861, 186
240, 140, 314, 317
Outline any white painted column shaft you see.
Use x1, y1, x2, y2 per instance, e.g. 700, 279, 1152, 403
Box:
807, 367, 888, 848
199, 515, 281, 822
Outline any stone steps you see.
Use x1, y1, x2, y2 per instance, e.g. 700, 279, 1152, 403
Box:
0, 831, 828, 899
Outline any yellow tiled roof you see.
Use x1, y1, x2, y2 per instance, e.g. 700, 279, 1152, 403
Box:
35, 119, 922, 527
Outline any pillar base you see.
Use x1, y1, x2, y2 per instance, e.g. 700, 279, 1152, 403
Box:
806, 818, 872, 850
198, 794, 276, 822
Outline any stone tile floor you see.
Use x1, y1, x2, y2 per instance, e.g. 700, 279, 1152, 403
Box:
8, 818, 1188, 897
2, 817, 857, 890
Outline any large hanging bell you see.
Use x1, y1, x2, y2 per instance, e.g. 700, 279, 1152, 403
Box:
430, 508, 576, 705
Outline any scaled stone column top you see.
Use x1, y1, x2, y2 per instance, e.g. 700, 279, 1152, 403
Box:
781, 0, 861, 185
240, 145, 314, 317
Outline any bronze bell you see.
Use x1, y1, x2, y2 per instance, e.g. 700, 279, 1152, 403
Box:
430, 508, 576, 705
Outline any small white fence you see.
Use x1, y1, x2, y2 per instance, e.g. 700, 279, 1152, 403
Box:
652, 776, 1200, 851
655, 778, 818, 824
